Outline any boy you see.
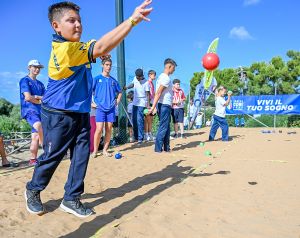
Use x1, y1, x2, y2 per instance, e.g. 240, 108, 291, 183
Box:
209, 86, 232, 141
195, 112, 203, 129
124, 68, 150, 144
93, 58, 122, 157
25, 1, 153, 218
144, 70, 156, 141
19, 60, 45, 166
148, 58, 177, 153
171, 79, 186, 138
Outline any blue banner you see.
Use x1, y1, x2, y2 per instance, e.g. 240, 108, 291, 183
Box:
226, 94, 300, 115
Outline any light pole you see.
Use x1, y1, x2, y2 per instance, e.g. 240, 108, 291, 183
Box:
115, 0, 127, 143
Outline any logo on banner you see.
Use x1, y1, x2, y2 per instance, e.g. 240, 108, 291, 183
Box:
232, 99, 244, 111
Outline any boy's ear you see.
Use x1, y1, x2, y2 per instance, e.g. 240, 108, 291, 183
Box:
52, 21, 60, 33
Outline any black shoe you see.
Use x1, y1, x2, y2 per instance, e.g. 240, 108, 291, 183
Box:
24, 189, 44, 215
60, 198, 94, 218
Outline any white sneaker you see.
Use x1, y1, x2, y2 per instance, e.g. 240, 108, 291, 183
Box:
129, 137, 134, 143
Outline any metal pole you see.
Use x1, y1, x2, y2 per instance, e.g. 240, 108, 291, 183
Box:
274, 83, 277, 129
115, 0, 127, 143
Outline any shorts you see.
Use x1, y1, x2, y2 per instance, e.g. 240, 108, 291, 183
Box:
172, 108, 184, 123
25, 111, 41, 133
113, 116, 119, 128
96, 108, 115, 123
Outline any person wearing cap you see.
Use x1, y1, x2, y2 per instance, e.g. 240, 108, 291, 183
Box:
92, 58, 122, 157
124, 68, 150, 144
19, 60, 45, 166
148, 58, 177, 152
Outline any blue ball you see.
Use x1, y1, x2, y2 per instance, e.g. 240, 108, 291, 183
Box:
115, 153, 122, 159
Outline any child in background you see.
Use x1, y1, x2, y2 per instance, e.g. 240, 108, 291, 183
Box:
195, 112, 203, 129
171, 79, 186, 138
209, 86, 232, 141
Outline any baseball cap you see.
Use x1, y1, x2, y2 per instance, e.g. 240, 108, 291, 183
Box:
135, 68, 144, 78
28, 60, 44, 68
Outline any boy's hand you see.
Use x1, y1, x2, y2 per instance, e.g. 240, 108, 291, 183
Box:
91, 102, 97, 108
131, 0, 153, 25
99, 54, 111, 61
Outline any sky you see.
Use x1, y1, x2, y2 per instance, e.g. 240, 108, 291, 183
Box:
0, 0, 299, 104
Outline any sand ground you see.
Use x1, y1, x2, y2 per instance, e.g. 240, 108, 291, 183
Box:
0, 127, 299, 238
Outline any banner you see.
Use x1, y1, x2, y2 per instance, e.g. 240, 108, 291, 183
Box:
226, 94, 300, 115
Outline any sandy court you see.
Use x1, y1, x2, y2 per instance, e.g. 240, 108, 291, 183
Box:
0, 128, 299, 238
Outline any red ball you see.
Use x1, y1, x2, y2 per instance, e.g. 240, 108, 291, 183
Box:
202, 53, 220, 71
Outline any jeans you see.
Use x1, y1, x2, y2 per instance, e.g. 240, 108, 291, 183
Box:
132, 105, 145, 141
155, 103, 171, 152
209, 114, 229, 141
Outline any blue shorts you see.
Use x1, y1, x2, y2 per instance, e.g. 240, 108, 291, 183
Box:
96, 108, 115, 123
25, 111, 41, 133
172, 108, 184, 123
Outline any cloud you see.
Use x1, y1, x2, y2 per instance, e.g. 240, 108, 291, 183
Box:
229, 26, 254, 40
243, 0, 261, 6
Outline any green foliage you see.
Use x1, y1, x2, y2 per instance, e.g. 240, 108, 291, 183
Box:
0, 98, 14, 116
0, 102, 31, 136
244, 115, 289, 127
190, 50, 300, 97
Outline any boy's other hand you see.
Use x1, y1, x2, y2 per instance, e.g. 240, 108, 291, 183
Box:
91, 102, 97, 108
131, 0, 153, 25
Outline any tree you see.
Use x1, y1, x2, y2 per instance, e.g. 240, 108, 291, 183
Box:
0, 98, 14, 116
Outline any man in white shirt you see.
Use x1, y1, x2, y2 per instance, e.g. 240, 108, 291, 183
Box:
124, 69, 150, 143
209, 86, 232, 141
148, 58, 177, 152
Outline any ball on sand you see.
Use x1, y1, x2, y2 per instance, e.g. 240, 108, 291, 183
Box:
115, 152, 122, 159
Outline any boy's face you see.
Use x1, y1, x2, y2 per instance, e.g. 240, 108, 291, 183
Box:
52, 10, 82, 42
102, 61, 112, 74
173, 82, 180, 90
148, 73, 156, 80
28, 66, 41, 76
220, 89, 227, 96
136, 75, 144, 81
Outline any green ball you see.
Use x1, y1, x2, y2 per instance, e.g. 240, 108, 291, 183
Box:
204, 150, 212, 156
199, 142, 205, 147
143, 108, 149, 115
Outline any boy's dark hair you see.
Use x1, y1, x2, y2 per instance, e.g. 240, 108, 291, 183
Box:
148, 70, 156, 75
102, 58, 112, 65
164, 58, 177, 67
173, 79, 180, 84
48, 2, 80, 23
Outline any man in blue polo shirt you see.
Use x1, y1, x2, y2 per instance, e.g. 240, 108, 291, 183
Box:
19, 60, 45, 166
93, 58, 122, 157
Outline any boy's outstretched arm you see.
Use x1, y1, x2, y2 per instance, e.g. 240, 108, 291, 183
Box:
93, 0, 153, 58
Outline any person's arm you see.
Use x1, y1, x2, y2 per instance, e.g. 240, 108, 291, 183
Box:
223, 92, 232, 106
146, 91, 150, 108
23, 92, 42, 104
93, 0, 153, 59
123, 83, 134, 91
116, 92, 122, 105
148, 85, 165, 114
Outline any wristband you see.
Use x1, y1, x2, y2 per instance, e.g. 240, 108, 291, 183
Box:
129, 17, 137, 27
